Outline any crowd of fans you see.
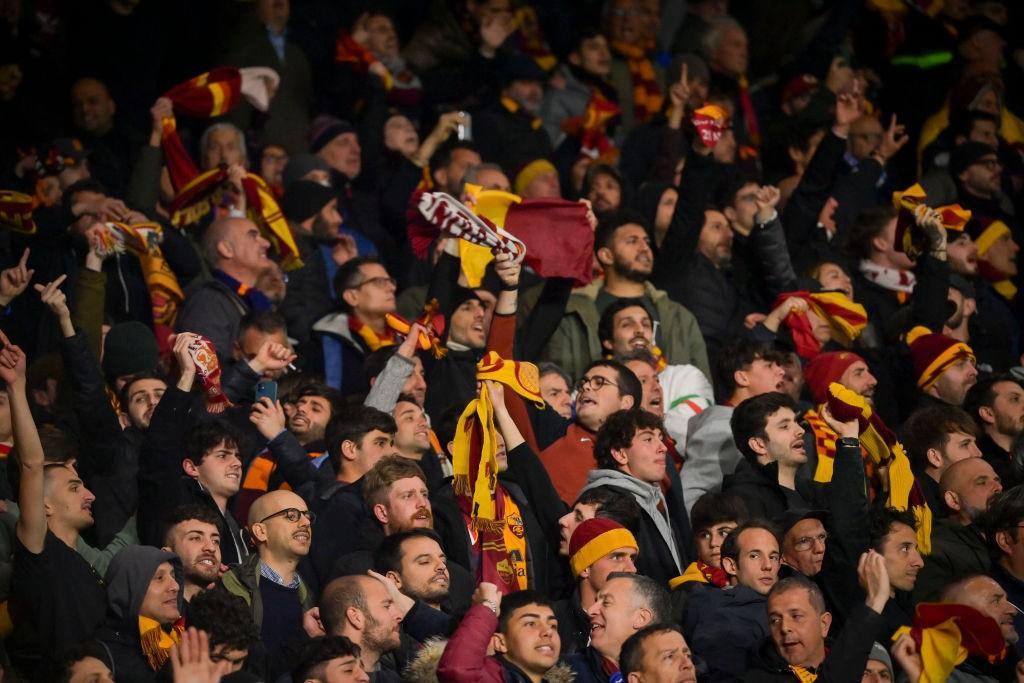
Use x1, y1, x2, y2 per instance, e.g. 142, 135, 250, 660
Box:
0, 0, 1023, 681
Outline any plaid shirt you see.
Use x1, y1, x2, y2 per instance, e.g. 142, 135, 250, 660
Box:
259, 561, 302, 589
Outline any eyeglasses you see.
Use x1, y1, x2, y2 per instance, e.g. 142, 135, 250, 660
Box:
575, 375, 619, 393
792, 531, 828, 552
258, 508, 316, 525
351, 276, 397, 290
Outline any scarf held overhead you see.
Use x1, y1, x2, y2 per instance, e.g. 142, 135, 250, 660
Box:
825, 382, 932, 553
773, 290, 867, 360
451, 352, 543, 594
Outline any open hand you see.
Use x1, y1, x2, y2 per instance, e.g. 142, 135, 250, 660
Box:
170, 628, 231, 683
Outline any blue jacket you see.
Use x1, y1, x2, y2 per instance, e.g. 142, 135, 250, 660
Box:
683, 583, 768, 682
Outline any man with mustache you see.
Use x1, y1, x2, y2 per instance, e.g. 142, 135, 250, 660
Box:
162, 503, 225, 604
966, 375, 1024, 488
375, 529, 451, 611
320, 573, 405, 682
599, 299, 714, 449
222, 489, 316, 680
913, 456, 1002, 603
543, 209, 710, 383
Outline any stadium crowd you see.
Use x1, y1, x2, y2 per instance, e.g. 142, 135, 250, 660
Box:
0, 0, 1022, 681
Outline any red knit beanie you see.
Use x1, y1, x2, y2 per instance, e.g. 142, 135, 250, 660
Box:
568, 518, 638, 578
804, 351, 865, 404
906, 326, 975, 389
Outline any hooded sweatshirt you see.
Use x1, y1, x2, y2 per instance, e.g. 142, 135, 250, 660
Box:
98, 546, 184, 682
581, 469, 682, 572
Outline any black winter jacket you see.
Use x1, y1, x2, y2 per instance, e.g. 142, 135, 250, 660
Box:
742, 603, 883, 682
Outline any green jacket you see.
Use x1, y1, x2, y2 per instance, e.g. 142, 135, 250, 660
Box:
541, 279, 711, 383
220, 552, 315, 632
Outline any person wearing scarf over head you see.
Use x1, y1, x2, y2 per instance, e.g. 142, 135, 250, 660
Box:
94, 546, 185, 682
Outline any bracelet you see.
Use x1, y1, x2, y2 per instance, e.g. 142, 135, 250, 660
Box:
500, 282, 518, 291
481, 599, 498, 615
837, 436, 859, 446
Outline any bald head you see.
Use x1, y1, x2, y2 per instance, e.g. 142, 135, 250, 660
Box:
248, 489, 306, 526
940, 457, 997, 493
940, 457, 1002, 523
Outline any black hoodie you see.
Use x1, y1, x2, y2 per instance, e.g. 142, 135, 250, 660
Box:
95, 546, 184, 683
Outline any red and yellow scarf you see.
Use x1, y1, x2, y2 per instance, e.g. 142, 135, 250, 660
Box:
159, 69, 302, 270
348, 316, 396, 353
826, 382, 932, 553
892, 183, 971, 261
611, 40, 662, 124
669, 560, 729, 589
892, 603, 1006, 682
139, 616, 184, 671
452, 352, 544, 595
774, 291, 867, 360
805, 406, 880, 501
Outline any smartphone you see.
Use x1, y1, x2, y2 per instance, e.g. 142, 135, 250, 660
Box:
255, 380, 278, 403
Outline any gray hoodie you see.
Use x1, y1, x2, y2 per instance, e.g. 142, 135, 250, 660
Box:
581, 469, 682, 572
104, 546, 184, 626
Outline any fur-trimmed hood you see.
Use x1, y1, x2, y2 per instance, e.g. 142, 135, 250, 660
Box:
404, 638, 576, 683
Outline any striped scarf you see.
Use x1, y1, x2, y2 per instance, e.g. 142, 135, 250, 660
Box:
610, 40, 662, 124
825, 382, 932, 553
805, 406, 880, 502
773, 290, 867, 360
348, 316, 396, 353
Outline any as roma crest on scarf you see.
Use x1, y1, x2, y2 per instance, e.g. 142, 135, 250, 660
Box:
507, 513, 525, 539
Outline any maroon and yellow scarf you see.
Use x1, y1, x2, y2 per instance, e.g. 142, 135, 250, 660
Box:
611, 40, 662, 124
452, 352, 544, 595
773, 290, 868, 360
139, 616, 184, 671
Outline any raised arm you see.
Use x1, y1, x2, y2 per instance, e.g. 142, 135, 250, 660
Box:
3, 328, 43, 553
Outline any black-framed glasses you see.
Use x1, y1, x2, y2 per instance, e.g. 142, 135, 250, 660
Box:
258, 508, 315, 525
575, 375, 619, 393
792, 531, 828, 552
351, 276, 397, 290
